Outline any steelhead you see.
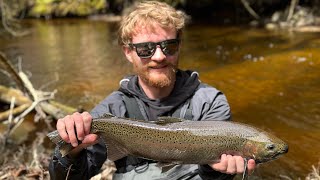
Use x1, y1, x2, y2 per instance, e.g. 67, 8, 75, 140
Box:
47, 114, 288, 165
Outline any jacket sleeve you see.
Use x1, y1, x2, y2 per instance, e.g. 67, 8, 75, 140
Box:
201, 91, 231, 121
48, 139, 107, 180
192, 83, 231, 121
198, 165, 236, 180
49, 91, 126, 179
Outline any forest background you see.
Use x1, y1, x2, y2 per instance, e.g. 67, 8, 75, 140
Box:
1, 0, 320, 36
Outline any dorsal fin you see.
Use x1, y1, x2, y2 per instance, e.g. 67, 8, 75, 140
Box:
156, 117, 183, 125
97, 113, 115, 119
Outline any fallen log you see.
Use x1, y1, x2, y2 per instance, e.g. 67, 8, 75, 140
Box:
0, 103, 31, 122
0, 52, 32, 99
39, 101, 76, 120
0, 85, 77, 122
0, 85, 31, 105
0, 51, 77, 136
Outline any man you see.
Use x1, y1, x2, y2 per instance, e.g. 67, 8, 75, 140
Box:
49, 1, 255, 179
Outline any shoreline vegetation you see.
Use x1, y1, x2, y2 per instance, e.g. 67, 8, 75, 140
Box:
0, 0, 320, 36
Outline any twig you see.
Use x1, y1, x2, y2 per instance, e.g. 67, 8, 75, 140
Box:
287, 0, 299, 21
0, 85, 31, 105
0, 174, 10, 179
0, 51, 75, 133
312, 165, 320, 177
9, 96, 54, 135
306, 164, 320, 180
17, 56, 23, 73
0, 0, 29, 37
6, 71, 56, 133
35, 106, 47, 122
0, 69, 12, 80
66, 164, 73, 180
8, 97, 15, 124
39, 73, 59, 91
30, 132, 46, 168
240, 0, 260, 20
0, 103, 30, 122
0, 52, 29, 96
40, 100, 76, 120
4, 97, 15, 142
19, 72, 37, 101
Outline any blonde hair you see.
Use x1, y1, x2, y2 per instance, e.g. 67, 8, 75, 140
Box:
118, 1, 188, 45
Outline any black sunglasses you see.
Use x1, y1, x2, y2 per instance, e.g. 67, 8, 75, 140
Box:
129, 39, 180, 59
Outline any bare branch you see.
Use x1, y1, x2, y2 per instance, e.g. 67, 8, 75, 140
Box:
0, 0, 29, 37
0, 103, 30, 122
240, 0, 260, 20
287, 0, 299, 21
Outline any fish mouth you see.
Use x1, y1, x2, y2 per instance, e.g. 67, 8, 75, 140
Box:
277, 144, 289, 156
256, 146, 289, 164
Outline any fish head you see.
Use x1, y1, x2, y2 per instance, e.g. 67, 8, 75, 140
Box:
243, 131, 289, 163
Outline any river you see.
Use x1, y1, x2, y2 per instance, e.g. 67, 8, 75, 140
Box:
0, 19, 319, 179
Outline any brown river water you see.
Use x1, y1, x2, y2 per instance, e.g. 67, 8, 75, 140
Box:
0, 19, 319, 179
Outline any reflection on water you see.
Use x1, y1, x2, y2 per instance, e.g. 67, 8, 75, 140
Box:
0, 19, 319, 179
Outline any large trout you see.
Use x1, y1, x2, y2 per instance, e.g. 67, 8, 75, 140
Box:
47, 114, 288, 165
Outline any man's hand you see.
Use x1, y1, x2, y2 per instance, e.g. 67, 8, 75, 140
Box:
210, 154, 256, 175
56, 111, 99, 155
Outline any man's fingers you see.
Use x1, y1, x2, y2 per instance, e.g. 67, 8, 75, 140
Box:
210, 155, 256, 175
82, 134, 99, 145
56, 118, 69, 143
235, 156, 244, 174
226, 155, 236, 174
73, 112, 85, 141
211, 154, 227, 172
81, 112, 92, 135
65, 115, 78, 147
247, 159, 256, 174
55, 112, 94, 148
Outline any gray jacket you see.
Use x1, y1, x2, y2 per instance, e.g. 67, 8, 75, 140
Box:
49, 70, 234, 180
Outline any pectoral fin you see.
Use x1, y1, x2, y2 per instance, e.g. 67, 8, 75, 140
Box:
104, 137, 129, 162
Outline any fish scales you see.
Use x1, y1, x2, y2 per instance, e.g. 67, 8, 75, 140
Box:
47, 115, 288, 165
92, 119, 247, 163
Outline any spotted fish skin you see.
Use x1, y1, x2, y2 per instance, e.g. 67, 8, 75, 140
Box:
47, 116, 288, 164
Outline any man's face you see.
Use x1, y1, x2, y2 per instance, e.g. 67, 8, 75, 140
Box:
123, 23, 180, 88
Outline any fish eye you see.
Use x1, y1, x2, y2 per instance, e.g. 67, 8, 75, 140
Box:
266, 144, 275, 151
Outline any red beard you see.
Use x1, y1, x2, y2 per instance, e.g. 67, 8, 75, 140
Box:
133, 61, 178, 88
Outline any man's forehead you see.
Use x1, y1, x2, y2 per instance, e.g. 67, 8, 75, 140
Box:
132, 22, 177, 38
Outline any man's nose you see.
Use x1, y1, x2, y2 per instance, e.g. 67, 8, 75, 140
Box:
151, 46, 166, 61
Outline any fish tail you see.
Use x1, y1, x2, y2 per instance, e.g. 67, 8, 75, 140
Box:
47, 130, 74, 157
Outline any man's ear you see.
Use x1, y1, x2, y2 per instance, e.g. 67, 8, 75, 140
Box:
122, 46, 133, 63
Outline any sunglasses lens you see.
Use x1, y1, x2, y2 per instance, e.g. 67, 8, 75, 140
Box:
130, 39, 180, 58
162, 40, 179, 55
135, 43, 155, 58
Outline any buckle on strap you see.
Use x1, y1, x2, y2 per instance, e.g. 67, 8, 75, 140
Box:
134, 161, 149, 173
